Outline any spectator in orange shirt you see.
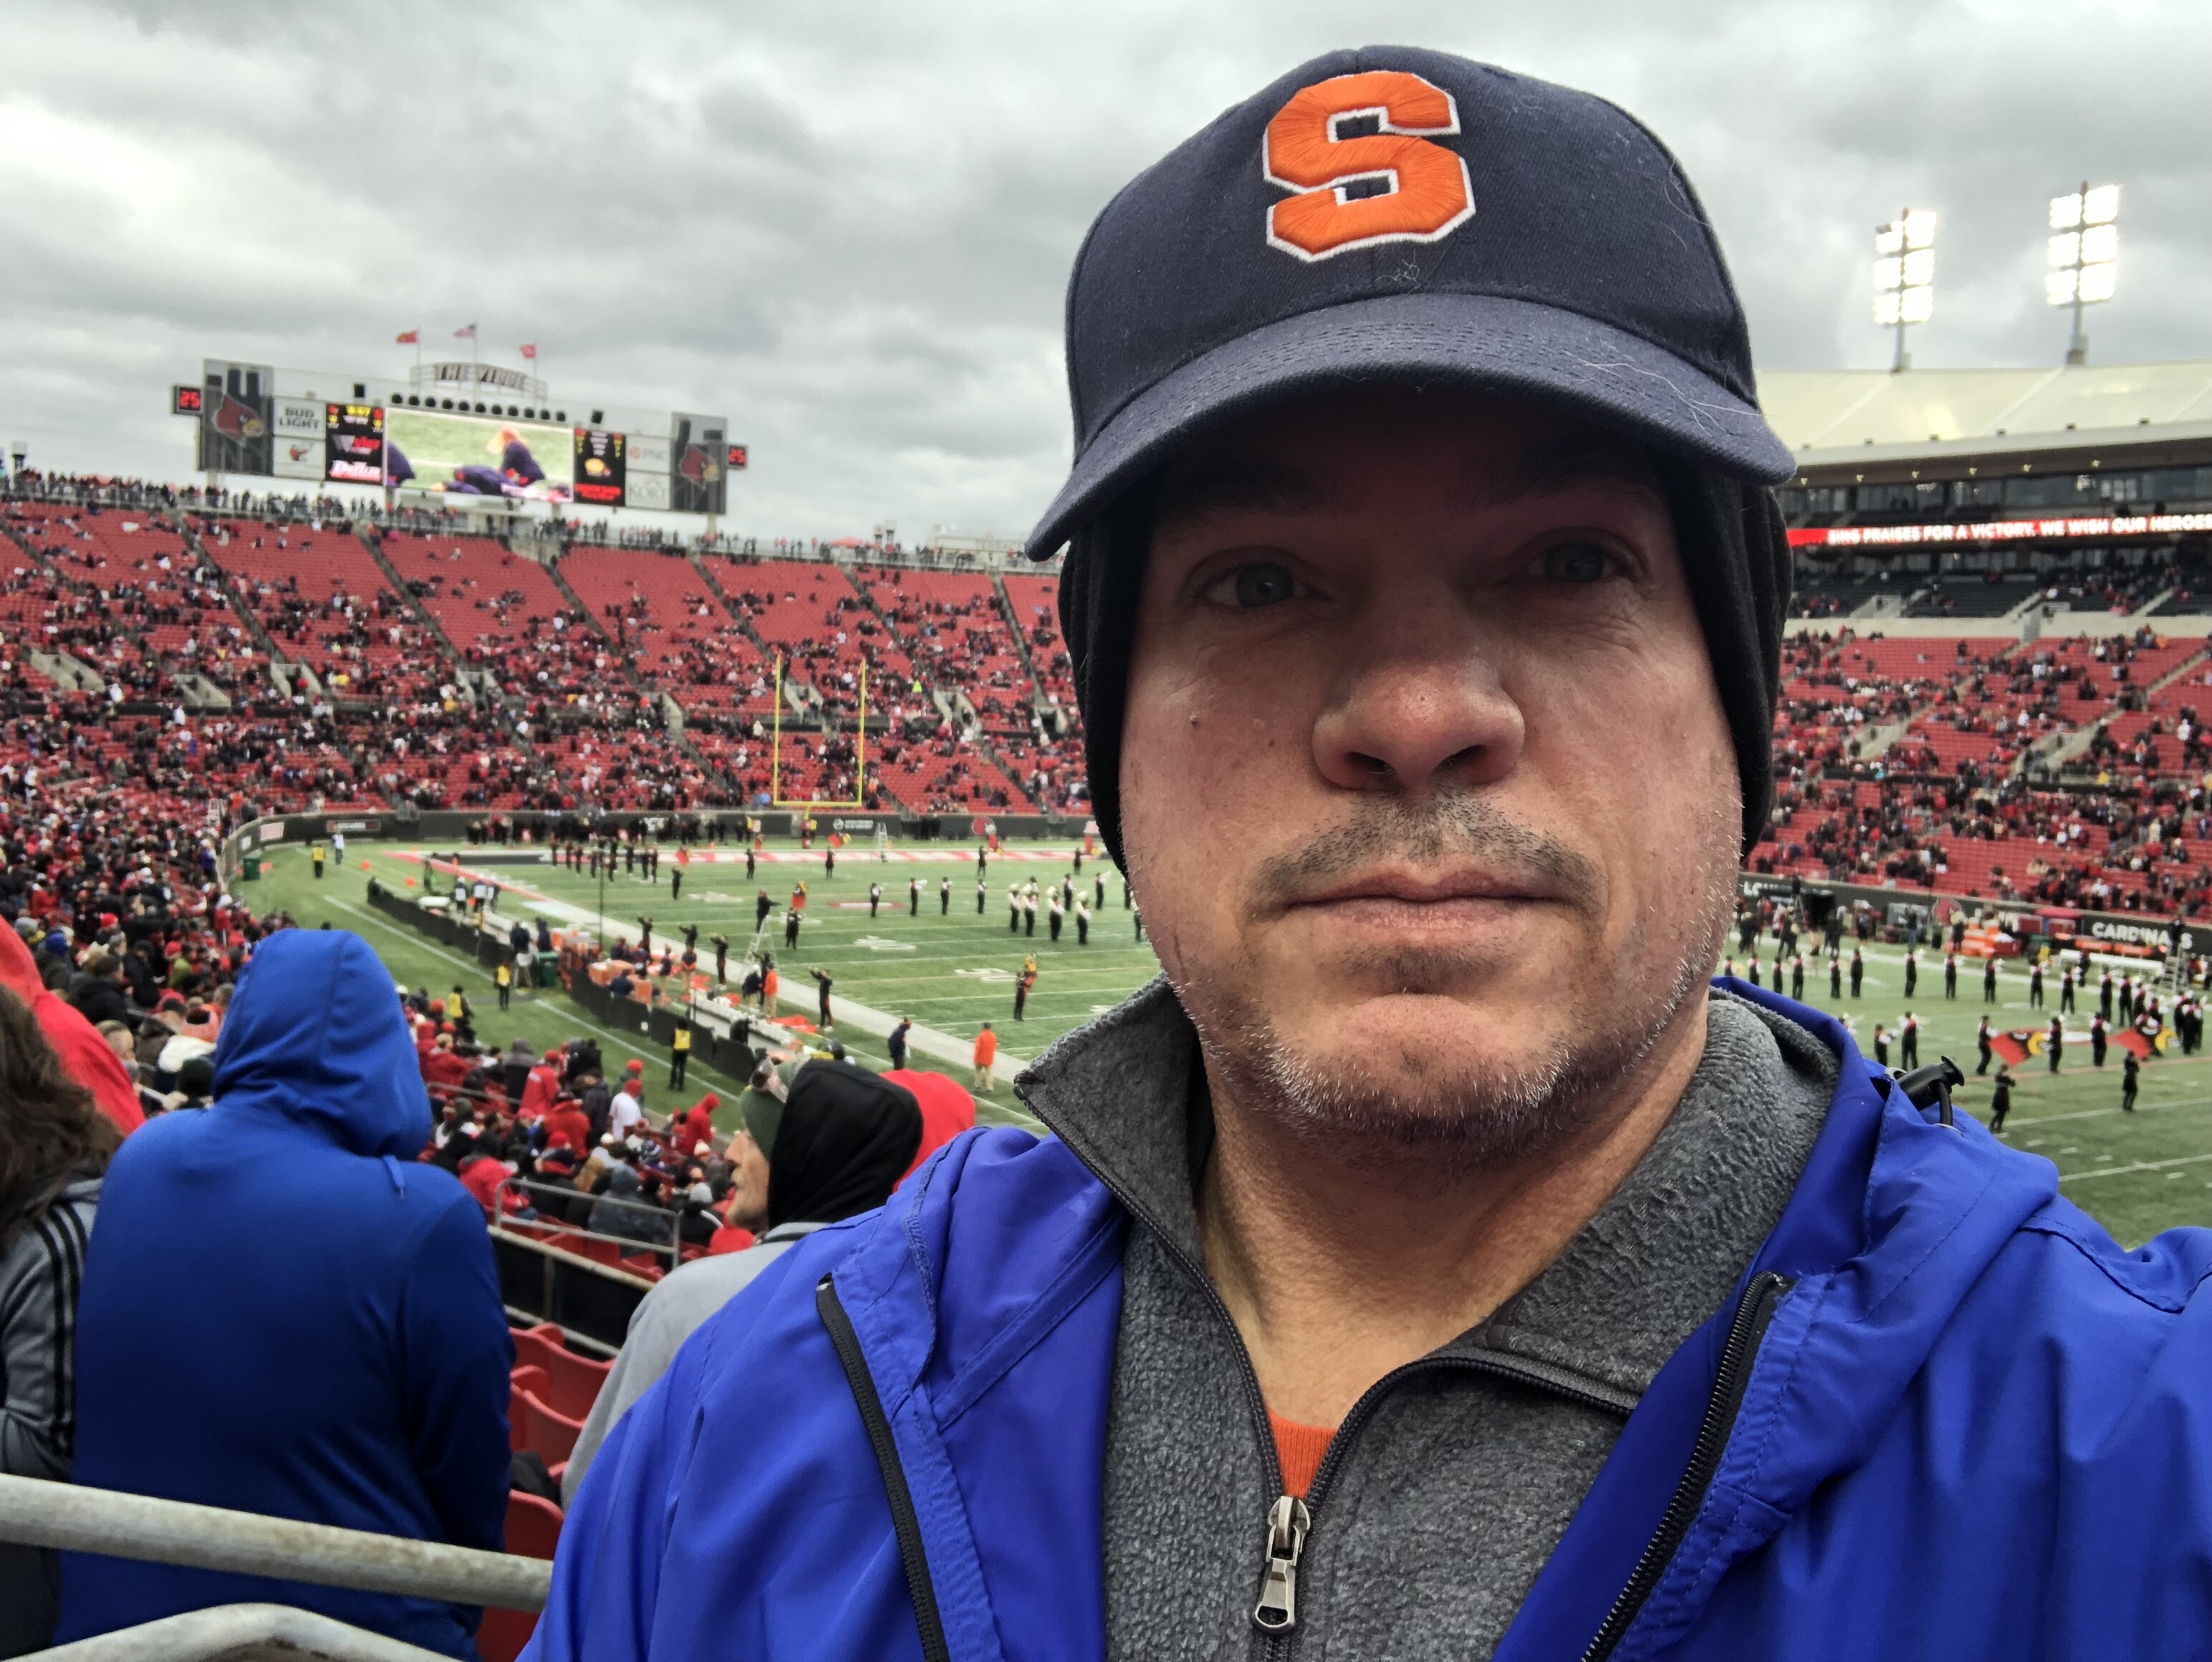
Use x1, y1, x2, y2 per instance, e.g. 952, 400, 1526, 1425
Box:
971, 1023, 997, 1095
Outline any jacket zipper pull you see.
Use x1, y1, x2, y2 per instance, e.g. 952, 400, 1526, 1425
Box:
1252, 1494, 1312, 1633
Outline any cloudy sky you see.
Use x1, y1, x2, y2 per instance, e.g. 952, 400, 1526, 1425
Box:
3, 0, 2206, 540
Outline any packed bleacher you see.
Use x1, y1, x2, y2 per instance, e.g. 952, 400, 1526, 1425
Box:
18, 469, 2212, 912
0, 478, 1097, 821
8, 441, 2212, 1662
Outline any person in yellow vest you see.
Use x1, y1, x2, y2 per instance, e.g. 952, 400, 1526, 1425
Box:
670, 1020, 693, 1090
310, 842, 326, 880
495, 959, 513, 1009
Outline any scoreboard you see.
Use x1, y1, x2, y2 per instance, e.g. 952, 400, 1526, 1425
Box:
184, 356, 741, 515
324, 403, 385, 484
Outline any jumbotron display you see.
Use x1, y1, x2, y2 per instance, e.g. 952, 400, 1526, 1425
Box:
187, 358, 742, 514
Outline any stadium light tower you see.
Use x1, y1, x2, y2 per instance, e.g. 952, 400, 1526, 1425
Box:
1872, 208, 1937, 373
2047, 182, 2120, 367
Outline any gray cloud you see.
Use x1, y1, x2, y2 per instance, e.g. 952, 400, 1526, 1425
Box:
1, 0, 2206, 539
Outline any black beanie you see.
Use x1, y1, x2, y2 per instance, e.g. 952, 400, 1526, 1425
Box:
1057, 456, 1790, 869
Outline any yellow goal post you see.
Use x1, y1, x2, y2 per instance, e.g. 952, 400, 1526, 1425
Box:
769, 652, 868, 809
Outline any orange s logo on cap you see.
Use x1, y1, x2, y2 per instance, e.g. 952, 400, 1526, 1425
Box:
1263, 70, 1474, 261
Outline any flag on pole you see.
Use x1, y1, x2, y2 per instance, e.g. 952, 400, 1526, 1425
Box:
395, 330, 420, 345
519, 343, 537, 360
454, 322, 478, 339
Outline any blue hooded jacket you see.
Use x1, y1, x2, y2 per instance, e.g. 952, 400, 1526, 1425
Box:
528, 984, 2212, 1661
58, 930, 513, 1658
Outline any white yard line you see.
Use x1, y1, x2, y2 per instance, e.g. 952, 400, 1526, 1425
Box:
380, 855, 1033, 1073
2058, 1151, 2212, 1183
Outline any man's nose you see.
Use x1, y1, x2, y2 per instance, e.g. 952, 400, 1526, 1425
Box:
1310, 612, 1524, 797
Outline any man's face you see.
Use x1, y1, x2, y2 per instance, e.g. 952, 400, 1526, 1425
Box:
1120, 386, 1740, 1166
723, 1131, 771, 1231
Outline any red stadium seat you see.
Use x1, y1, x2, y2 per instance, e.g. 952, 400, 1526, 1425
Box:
514, 1386, 582, 1465
512, 1325, 612, 1421
477, 1490, 565, 1662
561, 1233, 627, 1267
507, 1365, 552, 1451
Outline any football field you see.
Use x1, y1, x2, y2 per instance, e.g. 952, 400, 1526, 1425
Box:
251, 841, 2212, 1248
254, 837, 1159, 1135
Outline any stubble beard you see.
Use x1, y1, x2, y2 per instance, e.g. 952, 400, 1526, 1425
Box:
1164, 792, 1740, 1180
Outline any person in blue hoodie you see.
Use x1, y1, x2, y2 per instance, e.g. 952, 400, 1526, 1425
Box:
532, 50, 2212, 1662
57, 929, 511, 1658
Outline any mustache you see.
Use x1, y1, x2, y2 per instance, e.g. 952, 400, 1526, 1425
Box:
1246, 794, 1602, 916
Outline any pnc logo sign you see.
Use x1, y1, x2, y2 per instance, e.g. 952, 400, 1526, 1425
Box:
1263, 70, 1474, 261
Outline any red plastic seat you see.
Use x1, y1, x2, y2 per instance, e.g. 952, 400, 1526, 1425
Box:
514, 1386, 582, 1465
477, 1490, 564, 1662
562, 1234, 626, 1267
512, 1325, 613, 1421
507, 1365, 551, 1451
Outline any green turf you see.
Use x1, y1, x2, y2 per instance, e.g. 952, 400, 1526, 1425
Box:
1727, 942, 2212, 1249
249, 838, 1153, 1135
251, 843, 2211, 1249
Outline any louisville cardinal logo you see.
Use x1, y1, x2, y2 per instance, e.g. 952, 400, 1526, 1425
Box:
1264, 69, 1475, 261
679, 443, 722, 486
211, 390, 266, 441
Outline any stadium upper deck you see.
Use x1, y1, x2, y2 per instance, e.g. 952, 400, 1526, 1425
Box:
11, 358, 2212, 911
0, 479, 1074, 824
1761, 362, 2212, 632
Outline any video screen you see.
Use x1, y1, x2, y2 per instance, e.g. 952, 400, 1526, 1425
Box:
574, 428, 627, 506
383, 407, 573, 502
324, 403, 387, 485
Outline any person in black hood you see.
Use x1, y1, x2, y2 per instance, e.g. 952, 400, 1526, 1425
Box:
560, 1060, 926, 1499
752, 1061, 923, 1233
67, 952, 131, 1030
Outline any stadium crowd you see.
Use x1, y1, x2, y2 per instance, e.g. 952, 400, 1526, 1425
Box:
4, 473, 2212, 1652
0, 813, 979, 1653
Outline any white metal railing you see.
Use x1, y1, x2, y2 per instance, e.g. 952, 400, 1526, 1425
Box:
27, 1603, 453, 1661
0, 1474, 549, 1615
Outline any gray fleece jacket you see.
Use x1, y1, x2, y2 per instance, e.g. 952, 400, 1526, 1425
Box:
1022, 987, 1834, 1661
0, 1176, 100, 1658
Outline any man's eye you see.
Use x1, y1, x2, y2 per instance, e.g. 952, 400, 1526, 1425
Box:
1541, 542, 1615, 584
1205, 562, 1299, 608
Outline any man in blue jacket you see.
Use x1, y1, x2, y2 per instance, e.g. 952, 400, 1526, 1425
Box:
59, 929, 512, 1658
533, 49, 2212, 1662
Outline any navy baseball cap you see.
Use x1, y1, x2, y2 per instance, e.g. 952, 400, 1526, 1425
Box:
1026, 45, 1792, 559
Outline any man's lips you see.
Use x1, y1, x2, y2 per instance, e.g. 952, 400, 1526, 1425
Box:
1282, 869, 1552, 910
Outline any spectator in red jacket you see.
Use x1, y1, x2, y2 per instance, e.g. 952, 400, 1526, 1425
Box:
420, 1036, 473, 1095
519, 1060, 561, 1123
673, 1094, 719, 1158
458, 1151, 509, 1217
542, 1097, 592, 1159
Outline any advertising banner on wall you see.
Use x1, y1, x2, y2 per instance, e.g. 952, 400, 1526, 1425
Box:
269, 398, 325, 479
624, 469, 670, 511
626, 432, 671, 475
573, 428, 627, 506
197, 360, 274, 476
383, 407, 572, 501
